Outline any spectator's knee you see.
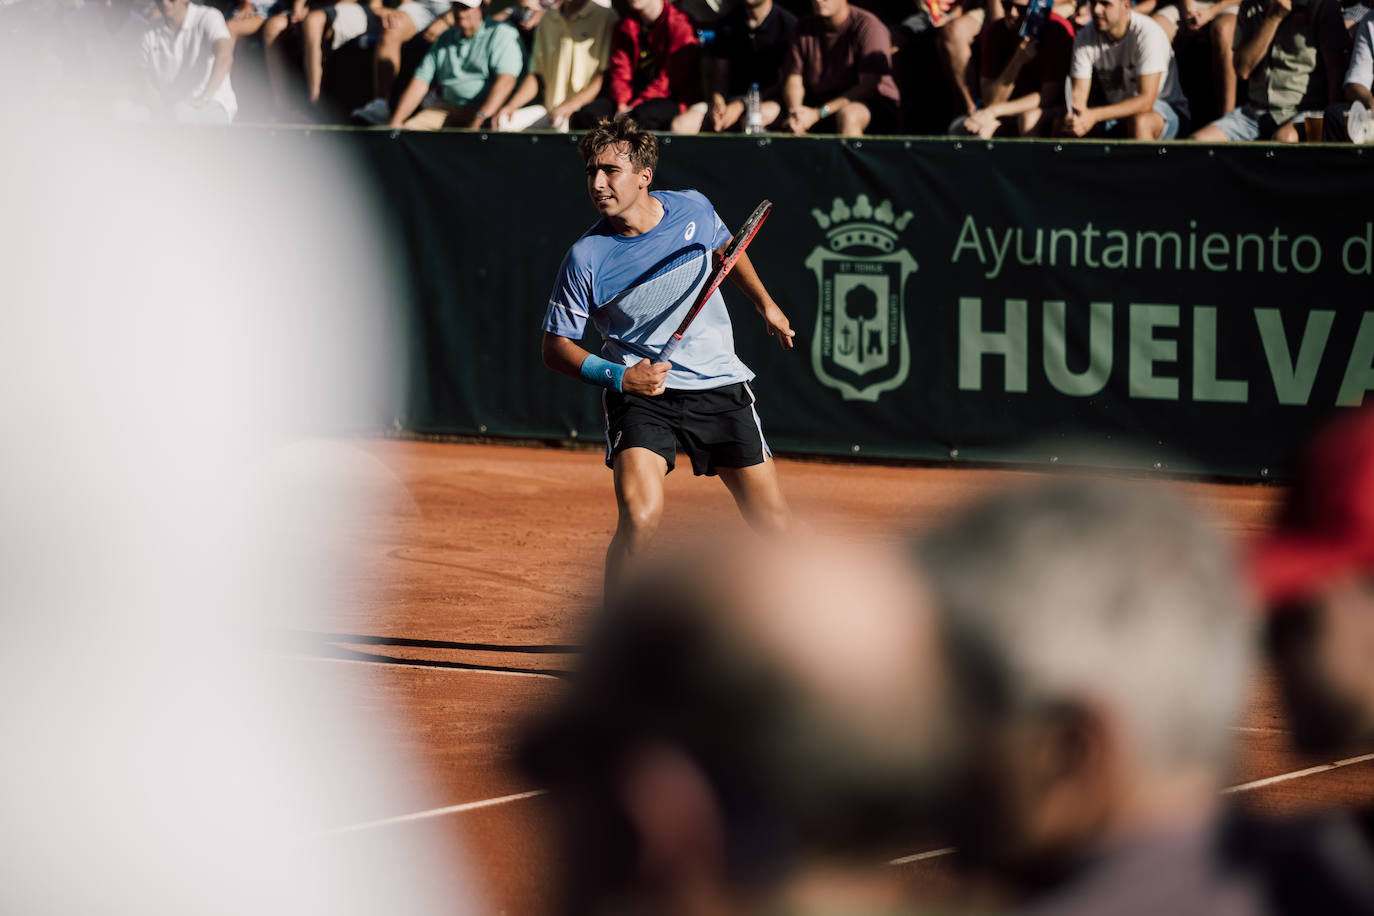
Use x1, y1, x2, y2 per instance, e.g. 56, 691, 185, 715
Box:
302, 9, 326, 36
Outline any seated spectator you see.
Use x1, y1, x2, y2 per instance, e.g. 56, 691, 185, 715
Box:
493, 0, 617, 131
781, 0, 901, 135
568, 0, 699, 130
1247, 409, 1374, 915
349, 0, 454, 124
388, 0, 521, 127
937, 0, 999, 124
262, 0, 373, 116
1191, 0, 1348, 141
140, 0, 238, 122
1321, 7, 1372, 139
672, 0, 797, 131
522, 535, 963, 916
223, 0, 291, 46
1155, 0, 1241, 117
917, 478, 1266, 915
1060, 0, 1190, 137
951, 0, 1074, 136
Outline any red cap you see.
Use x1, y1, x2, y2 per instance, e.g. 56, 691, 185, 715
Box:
1252, 409, 1374, 606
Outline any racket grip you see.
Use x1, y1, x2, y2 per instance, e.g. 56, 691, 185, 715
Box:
658, 335, 682, 364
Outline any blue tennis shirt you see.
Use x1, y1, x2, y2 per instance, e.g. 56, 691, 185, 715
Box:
542, 190, 755, 391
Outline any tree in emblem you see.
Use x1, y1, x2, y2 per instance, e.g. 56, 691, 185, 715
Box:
841, 283, 878, 363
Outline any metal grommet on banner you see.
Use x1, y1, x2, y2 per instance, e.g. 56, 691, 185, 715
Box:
569, 429, 578, 438
1260, 467, 1270, 478
854, 141, 862, 149
985, 142, 994, 150
1266, 149, 1275, 158
1054, 144, 1063, 152
1152, 461, 1163, 470
851, 444, 861, 454
949, 448, 959, 459
530, 135, 539, 144
953, 141, 962, 150
479, 424, 487, 433
390, 130, 400, 140
1157, 147, 1166, 155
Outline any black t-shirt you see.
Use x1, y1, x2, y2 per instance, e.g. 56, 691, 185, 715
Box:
716, 3, 798, 96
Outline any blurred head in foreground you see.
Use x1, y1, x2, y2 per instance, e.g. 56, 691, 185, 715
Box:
522, 534, 961, 916
916, 478, 1257, 908
1253, 408, 1374, 754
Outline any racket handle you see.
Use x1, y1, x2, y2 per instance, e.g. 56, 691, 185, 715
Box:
658, 334, 682, 364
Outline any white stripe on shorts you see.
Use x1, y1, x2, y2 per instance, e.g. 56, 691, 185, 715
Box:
743, 381, 771, 459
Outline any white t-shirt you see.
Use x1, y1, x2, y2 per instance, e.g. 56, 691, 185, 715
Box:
140, 4, 237, 118
1348, 10, 1374, 90
1070, 10, 1188, 115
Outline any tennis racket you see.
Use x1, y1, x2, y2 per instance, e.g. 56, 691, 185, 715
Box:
657, 200, 772, 364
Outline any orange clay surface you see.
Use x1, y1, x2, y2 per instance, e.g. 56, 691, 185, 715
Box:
292, 440, 1374, 915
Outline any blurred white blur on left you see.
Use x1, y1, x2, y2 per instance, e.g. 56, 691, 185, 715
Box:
0, 17, 475, 913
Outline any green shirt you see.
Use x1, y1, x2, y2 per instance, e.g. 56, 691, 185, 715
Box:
1235, 0, 1350, 119
414, 18, 524, 108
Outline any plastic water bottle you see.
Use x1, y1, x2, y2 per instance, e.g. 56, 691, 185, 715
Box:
745, 83, 763, 135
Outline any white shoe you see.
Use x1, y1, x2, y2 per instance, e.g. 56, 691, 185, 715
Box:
351, 97, 391, 125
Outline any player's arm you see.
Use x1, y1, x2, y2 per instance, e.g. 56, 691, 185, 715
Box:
541, 332, 668, 395
721, 248, 795, 349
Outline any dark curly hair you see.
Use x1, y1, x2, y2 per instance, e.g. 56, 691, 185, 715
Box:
578, 115, 659, 173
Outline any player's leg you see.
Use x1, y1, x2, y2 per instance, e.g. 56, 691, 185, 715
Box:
607, 447, 670, 590
717, 459, 792, 536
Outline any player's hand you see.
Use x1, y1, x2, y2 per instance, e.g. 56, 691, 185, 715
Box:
761, 303, 796, 350
380, 8, 407, 29
623, 358, 669, 396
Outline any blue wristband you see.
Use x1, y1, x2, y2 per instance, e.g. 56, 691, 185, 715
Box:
579, 354, 626, 392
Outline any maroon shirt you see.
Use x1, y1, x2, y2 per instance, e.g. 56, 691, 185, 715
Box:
782, 5, 900, 105
979, 11, 1074, 99
607, 2, 700, 111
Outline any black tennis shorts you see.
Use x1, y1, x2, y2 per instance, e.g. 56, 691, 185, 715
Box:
602, 381, 771, 476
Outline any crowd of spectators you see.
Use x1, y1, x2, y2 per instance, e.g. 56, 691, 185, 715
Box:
9, 0, 1373, 137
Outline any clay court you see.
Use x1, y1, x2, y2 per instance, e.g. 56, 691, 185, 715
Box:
295, 439, 1374, 914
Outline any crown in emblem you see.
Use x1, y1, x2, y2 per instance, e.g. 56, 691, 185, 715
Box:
810, 195, 914, 253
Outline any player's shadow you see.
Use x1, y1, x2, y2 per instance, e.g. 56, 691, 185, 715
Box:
284, 631, 579, 679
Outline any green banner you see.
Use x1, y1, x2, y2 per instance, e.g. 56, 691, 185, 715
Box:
245, 128, 1374, 478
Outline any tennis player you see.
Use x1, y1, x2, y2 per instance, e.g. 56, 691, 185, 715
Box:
541, 115, 796, 588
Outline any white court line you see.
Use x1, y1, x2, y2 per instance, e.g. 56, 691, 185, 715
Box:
1221, 752, 1374, 795
887, 847, 956, 865
291, 653, 562, 680
318, 790, 549, 836
886, 752, 1374, 868
324, 751, 1374, 841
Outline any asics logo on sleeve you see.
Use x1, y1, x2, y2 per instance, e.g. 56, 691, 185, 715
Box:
684, 221, 696, 241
